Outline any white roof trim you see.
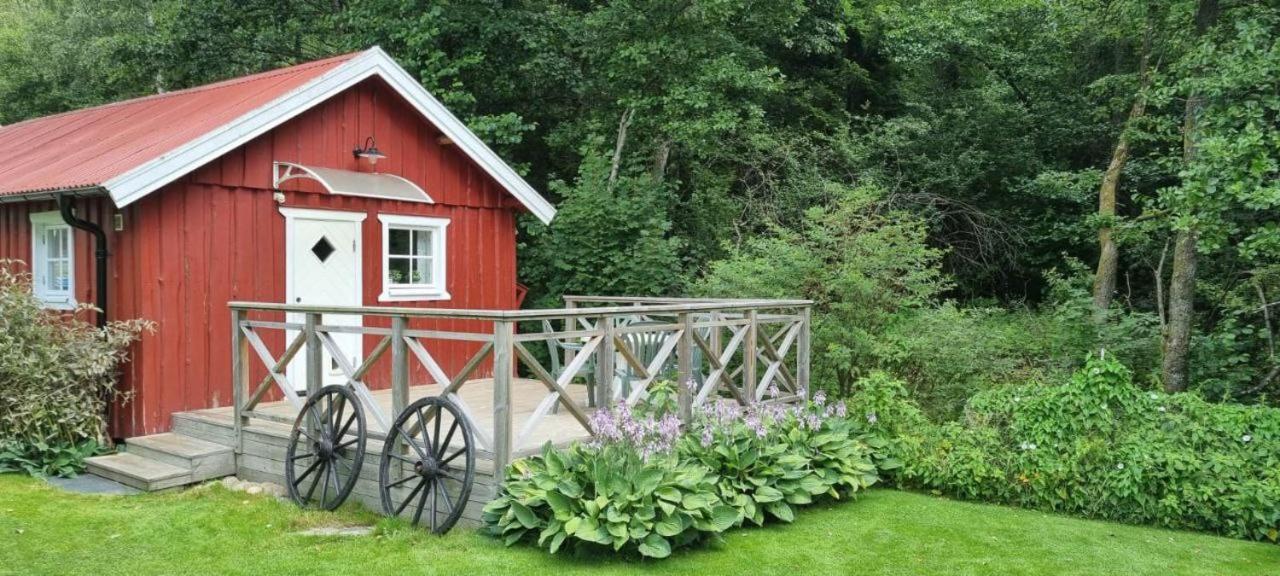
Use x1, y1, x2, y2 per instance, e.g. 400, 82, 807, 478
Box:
102, 47, 556, 224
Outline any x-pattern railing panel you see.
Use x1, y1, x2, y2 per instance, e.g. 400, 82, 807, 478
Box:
231, 298, 812, 476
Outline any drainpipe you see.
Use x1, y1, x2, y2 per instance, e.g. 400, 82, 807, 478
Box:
58, 194, 115, 441
57, 195, 108, 327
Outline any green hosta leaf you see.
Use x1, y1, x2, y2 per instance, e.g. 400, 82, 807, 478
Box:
766, 502, 795, 523
658, 499, 676, 516
656, 486, 683, 502
634, 467, 664, 493
503, 528, 528, 546
607, 521, 629, 540
752, 486, 784, 503
545, 490, 573, 517
564, 516, 582, 535
654, 514, 683, 537
638, 533, 672, 559
800, 474, 829, 495
510, 502, 539, 529
710, 504, 740, 531
548, 531, 567, 554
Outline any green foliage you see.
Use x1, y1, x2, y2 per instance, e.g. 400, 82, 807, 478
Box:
482, 443, 732, 558
520, 153, 686, 307
848, 355, 1280, 543
0, 261, 150, 476
679, 402, 881, 527
874, 266, 1162, 418
697, 184, 950, 396
486, 385, 884, 558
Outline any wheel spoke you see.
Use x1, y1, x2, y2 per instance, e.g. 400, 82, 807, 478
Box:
337, 413, 358, 440
387, 473, 418, 489
437, 419, 459, 459
411, 480, 433, 526
430, 482, 439, 532
439, 447, 467, 467
432, 407, 443, 457
395, 479, 427, 516
304, 461, 325, 503
329, 458, 342, 503
336, 438, 360, 452
320, 461, 331, 505
332, 393, 346, 434
292, 451, 316, 461
415, 407, 433, 454
436, 477, 454, 513
292, 458, 322, 487
394, 426, 429, 461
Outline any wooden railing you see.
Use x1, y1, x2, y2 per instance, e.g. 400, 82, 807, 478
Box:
229, 297, 811, 473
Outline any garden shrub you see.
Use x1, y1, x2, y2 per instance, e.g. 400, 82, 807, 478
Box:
485, 382, 885, 557
0, 261, 149, 476
847, 355, 1280, 543
679, 388, 881, 525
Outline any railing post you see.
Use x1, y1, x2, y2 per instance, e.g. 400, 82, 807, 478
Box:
391, 315, 409, 419
305, 312, 322, 396
797, 306, 811, 399
563, 299, 578, 402
596, 315, 616, 408
676, 312, 693, 422
230, 308, 248, 455
492, 320, 514, 477
744, 309, 758, 403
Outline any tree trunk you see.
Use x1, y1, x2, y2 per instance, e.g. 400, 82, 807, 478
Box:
607, 108, 635, 193
1092, 15, 1153, 314
1162, 230, 1197, 392
1161, 0, 1218, 392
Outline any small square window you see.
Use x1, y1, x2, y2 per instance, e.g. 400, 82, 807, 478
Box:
29, 211, 75, 309
378, 215, 449, 302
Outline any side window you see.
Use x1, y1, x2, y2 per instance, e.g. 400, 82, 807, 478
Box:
378, 214, 449, 301
29, 211, 75, 309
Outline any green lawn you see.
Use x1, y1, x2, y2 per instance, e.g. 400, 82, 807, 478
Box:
0, 474, 1275, 575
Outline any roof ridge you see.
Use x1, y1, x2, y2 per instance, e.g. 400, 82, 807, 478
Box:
0, 50, 363, 131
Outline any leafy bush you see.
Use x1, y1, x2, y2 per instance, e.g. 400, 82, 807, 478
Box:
848, 355, 1280, 543
483, 398, 736, 558
486, 382, 885, 557
0, 261, 149, 476
679, 390, 881, 525
696, 184, 950, 398
872, 266, 1162, 420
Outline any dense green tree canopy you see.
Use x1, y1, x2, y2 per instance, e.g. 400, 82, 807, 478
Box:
1, 0, 1276, 404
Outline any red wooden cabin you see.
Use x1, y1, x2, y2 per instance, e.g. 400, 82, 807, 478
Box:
0, 48, 555, 438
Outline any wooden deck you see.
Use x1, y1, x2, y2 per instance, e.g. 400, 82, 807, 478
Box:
192, 377, 596, 455
174, 378, 595, 527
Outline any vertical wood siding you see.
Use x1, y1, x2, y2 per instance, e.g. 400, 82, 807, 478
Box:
0, 76, 523, 436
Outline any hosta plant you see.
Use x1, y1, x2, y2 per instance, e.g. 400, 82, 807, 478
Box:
680, 389, 881, 525
484, 398, 736, 558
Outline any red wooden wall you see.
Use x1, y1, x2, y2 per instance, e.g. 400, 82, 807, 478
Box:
0, 77, 525, 437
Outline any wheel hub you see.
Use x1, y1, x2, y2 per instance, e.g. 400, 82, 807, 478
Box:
314, 437, 335, 459
415, 456, 440, 478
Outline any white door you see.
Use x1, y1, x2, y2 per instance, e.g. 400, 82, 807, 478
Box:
282, 208, 365, 391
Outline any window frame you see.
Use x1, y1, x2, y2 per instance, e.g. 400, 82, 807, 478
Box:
377, 214, 450, 302
28, 211, 76, 310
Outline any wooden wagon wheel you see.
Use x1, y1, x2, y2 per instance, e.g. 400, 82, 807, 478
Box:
285, 384, 367, 510
379, 396, 476, 534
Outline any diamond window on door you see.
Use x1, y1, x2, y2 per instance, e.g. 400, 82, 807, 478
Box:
311, 236, 336, 262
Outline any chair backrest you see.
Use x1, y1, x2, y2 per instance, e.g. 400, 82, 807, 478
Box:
620, 321, 670, 377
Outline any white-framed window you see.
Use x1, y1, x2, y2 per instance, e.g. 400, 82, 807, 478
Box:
378, 214, 449, 302
29, 211, 76, 309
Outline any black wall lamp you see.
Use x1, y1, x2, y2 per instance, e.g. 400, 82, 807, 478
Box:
353, 136, 386, 167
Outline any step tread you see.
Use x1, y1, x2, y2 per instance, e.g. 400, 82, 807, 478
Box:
85, 453, 190, 482
126, 432, 232, 459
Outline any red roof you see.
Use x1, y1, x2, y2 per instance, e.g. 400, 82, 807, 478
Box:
0, 52, 358, 197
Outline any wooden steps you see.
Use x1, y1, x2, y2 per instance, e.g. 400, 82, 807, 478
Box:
84, 432, 235, 492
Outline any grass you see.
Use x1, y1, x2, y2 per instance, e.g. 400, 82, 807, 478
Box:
0, 474, 1276, 575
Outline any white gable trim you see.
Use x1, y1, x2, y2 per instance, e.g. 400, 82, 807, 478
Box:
102, 47, 556, 224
